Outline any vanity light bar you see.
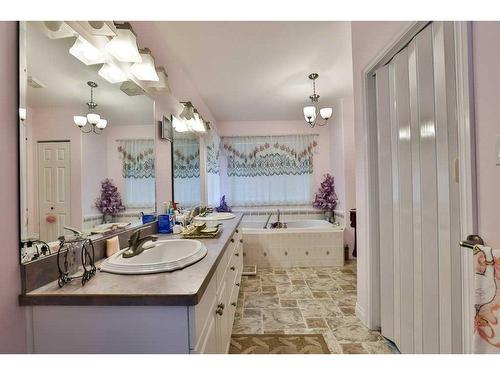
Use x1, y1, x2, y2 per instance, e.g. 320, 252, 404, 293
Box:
130, 48, 160, 82
69, 36, 106, 66
149, 66, 170, 91
98, 63, 128, 84
105, 23, 142, 63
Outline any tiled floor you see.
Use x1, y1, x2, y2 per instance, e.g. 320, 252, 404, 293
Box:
231, 261, 398, 354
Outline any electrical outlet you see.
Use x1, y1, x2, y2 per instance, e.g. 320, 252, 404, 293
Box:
497, 136, 500, 165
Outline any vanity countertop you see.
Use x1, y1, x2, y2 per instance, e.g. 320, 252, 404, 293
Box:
19, 213, 243, 307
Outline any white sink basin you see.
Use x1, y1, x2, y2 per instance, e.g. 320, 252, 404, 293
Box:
195, 212, 235, 221
100, 239, 207, 275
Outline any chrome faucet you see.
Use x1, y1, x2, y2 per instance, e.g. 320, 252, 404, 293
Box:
122, 229, 158, 258
268, 209, 286, 229
264, 212, 273, 229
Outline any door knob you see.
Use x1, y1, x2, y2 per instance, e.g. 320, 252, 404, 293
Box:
460, 234, 484, 249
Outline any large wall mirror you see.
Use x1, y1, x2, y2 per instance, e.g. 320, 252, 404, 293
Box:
172, 122, 201, 209
19, 22, 156, 263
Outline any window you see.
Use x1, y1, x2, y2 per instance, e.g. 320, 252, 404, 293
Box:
117, 139, 155, 208
221, 135, 317, 206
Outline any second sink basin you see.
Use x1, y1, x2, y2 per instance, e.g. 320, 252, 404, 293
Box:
100, 239, 207, 275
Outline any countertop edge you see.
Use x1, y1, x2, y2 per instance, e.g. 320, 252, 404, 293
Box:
19, 213, 243, 307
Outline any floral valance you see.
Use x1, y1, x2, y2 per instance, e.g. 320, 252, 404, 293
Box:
117, 139, 155, 179
173, 138, 200, 179
206, 130, 221, 175
222, 134, 318, 177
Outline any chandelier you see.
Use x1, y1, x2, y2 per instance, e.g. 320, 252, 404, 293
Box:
73, 81, 107, 134
303, 73, 332, 127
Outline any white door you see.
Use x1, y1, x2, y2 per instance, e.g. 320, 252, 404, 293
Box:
375, 22, 462, 353
38, 141, 71, 242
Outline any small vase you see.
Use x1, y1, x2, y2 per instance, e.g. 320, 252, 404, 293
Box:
324, 210, 334, 223
103, 214, 113, 224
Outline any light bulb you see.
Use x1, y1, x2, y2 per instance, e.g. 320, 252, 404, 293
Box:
87, 113, 100, 125
96, 119, 107, 129
73, 115, 87, 127
320, 107, 332, 120
303, 106, 316, 122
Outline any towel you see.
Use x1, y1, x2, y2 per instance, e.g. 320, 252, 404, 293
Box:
473, 245, 500, 353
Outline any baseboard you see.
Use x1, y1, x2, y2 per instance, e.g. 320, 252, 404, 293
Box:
355, 302, 367, 326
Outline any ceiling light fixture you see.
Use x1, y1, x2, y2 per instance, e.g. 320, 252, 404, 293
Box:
148, 66, 170, 91
179, 101, 196, 120
19, 108, 27, 121
130, 48, 159, 81
42, 21, 76, 39
73, 81, 107, 134
69, 36, 106, 65
98, 63, 128, 83
303, 73, 332, 128
105, 23, 142, 63
178, 103, 207, 133
172, 116, 189, 132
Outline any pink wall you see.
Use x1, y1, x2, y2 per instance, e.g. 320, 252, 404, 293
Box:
30, 106, 84, 231
0, 21, 27, 353
472, 22, 500, 247
82, 130, 108, 216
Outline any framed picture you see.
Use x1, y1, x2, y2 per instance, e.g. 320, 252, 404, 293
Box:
160, 114, 173, 142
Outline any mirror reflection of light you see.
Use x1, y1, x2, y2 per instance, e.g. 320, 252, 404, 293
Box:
420, 121, 435, 139
398, 126, 411, 140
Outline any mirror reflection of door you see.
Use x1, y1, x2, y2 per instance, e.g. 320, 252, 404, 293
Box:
37, 141, 71, 242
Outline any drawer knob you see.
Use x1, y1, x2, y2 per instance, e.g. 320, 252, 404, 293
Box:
235, 252, 240, 256
239, 239, 243, 243
231, 238, 235, 243
230, 266, 236, 271
235, 282, 240, 287
216, 303, 225, 316
231, 302, 237, 307
235, 229, 239, 233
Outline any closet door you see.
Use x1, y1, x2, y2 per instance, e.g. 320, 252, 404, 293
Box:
375, 22, 461, 354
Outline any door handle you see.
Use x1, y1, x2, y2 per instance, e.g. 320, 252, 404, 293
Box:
459, 234, 484, 249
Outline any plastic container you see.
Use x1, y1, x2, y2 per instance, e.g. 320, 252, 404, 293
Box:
158, 214, 172, 233
141, 213, 156, 224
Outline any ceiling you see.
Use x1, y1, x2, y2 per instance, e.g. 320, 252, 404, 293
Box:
26, 22, 154, 126
151, 21, 353, 122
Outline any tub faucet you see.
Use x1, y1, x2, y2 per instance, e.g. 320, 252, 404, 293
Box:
269, 209, 285, 229
264, 213, 272, 229
122, 229, 158, 258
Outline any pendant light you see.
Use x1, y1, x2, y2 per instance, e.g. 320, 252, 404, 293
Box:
73, 81, 107, 134
303, 73, 333, 128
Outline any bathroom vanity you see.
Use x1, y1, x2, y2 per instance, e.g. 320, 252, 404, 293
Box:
20, 214, 244, 354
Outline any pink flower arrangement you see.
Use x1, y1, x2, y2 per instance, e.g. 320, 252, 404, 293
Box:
95, 178, 125, 215
313, 173, 338, 211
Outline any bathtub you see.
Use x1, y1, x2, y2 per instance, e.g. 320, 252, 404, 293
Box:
243, 219, 336, 231
241, 219, 344, 267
